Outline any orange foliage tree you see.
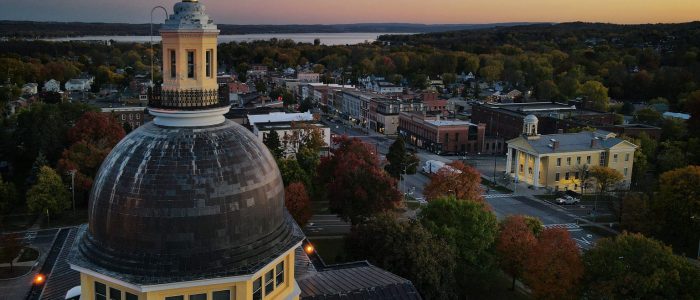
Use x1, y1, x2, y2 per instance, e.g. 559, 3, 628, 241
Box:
423, 161, 483, 202
523, 228, 583, 300
57, 112, 125, 203
285, 182, 312, 227
316, 136, 401, 224
496, 215, 537, 291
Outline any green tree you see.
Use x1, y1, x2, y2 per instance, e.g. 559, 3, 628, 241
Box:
419, 197, 499, 296
26, 151, 48, 186
635, 108, 662, 125
26, 166, 70, 216
580, 80, 609, 111
536, 80, 559, 100
583, 233, 700, 299
656, 141, 687, 173
653, 166, 700, 255
384, 137, 408, 179
263, 130, 283, 159
0, 175, 18, 214
346, 214, 457, 299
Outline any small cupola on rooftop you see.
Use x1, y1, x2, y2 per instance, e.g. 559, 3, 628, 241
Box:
523, 114, 539, 139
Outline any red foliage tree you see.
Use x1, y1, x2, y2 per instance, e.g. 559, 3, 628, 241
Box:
523, 228, 584, 300
496, 215, 537, 290
57, 112, 125, 201
316, 136, 401, 224
423, 161, 484, 202
285, 182, 312, 227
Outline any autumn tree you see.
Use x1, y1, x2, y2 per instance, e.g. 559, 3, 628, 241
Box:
589, 165, 624, 196
620, 193, 653, 234
523, 228, 583, 300
57, 111, 125, 202
346, 214, 457, 299
423, 161, 483, 202
284, 182, 312, 227
0, 233, 25, 272
419, 197, 499, 296
496, 215, 537, 290
583, 233, 700, 299
263, 130, 283, 159
653, 166, 700, 255
580, 80, 609, 111
26, 166, 70, 216
316, 136, 401, 224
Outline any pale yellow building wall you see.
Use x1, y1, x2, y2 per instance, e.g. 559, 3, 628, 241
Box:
535, 149, 635, 192
161, 32, 219, 92
78, 247, 298, 300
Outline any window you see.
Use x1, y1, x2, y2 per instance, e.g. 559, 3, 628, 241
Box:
600, 152, 607, 166
528, 167, 533, 175
519, 164, 523, 172
555, 185, 559, 191
555, 173, 560, 181
125, 293, 138, 300
165, 297, 184, 300
213, 291, 230, 300
625, 153, 630, 162
121, 114, 125, 121
95, 282, 107, 300
109, 288, 121, 300
574, 184, 578, 190
575, 172, 580, 179
587, 156, 591, 164
624, 168, 628, 176
129, 114, 133, 120
577, 157, 581, 165
169, 50, 176, 78
566, 157, 571, 165
565, 172, 570, 180
253, 277, 262, 300
136, 114, 140, 120
556, 158, 561, 166
265, 270, 275, 295
276, 262, 285, 286
187, 50, 196, 78
206, 49, 213, 77
189, 294, 206, 300
613, 154, 618, 162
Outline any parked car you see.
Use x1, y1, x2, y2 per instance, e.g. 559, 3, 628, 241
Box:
555, 195, 580, 205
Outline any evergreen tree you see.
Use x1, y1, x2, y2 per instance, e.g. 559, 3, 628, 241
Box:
26, 151, 49, 186
263, 130, 283, 159
385, 137, 408, 179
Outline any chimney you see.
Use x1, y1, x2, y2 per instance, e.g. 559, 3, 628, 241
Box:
591, 138, 599, 148
550, 139, 560, 151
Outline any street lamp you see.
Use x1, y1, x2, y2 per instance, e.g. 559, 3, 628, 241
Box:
401, 161, 420, 203
67, 169, 76, 213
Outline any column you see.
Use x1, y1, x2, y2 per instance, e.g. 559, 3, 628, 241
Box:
505, 147, 513, 176
533, 155, 541, 188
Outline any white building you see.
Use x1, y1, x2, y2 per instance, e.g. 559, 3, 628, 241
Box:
248, 111, 329, 157
371, 81, 403, 94
43, 79, 61, 92
21, 83, 38, 95
248, 111, 314, 126
297, 72, 320, 83
65, 78, 93, 92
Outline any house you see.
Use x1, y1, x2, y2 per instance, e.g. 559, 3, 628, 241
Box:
663, 112, 691, 120
65, 78, 93, 92
506, 115, 637, 192
43, 79, 61, 92
21, 83, 38, 95
297, 72, 320, 83
371, 81, 404, 94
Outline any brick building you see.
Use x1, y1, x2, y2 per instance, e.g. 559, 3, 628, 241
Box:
101, 107, 152, 130
399, 112, 498, 155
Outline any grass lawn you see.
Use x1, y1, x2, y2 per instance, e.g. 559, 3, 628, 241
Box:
0, 266, 32, 279
18, 247, 39, 262
308, 237, 347, 265
482, 178, 513, 193
40, 209, 89, 229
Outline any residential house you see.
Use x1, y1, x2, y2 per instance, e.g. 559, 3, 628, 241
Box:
43, 79, 61, 92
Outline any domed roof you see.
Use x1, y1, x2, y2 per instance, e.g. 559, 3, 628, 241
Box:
162, 0, 217, 31
73, 120, 302, 283
524, 114, 539, 124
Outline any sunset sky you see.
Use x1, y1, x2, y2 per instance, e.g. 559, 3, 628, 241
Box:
0, 0, 698, 25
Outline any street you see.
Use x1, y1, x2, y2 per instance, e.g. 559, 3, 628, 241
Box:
323, 116, 608, 250
0, 229, 58, 300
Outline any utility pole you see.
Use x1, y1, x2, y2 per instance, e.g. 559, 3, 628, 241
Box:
68, 169, 76, 213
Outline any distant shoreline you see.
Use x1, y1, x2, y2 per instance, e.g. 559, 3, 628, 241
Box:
0, 21, 539, 38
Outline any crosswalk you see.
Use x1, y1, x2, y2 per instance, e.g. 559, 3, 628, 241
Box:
542, 223, 581, 231
483, 194, 514, 199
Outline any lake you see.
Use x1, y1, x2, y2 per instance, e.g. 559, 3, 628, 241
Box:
44, 32, 411, 45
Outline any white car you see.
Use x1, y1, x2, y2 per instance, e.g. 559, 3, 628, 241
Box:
555, 195, 580, 205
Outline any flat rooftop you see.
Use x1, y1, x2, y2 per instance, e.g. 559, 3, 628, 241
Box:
426, 120, 475, 127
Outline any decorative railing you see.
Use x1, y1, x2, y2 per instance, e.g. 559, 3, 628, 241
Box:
148, 86, 229, 110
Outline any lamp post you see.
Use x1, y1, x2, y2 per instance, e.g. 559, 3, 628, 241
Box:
401, 161, 420, 203
150, 6, 169, 85
67, 169, 76, 213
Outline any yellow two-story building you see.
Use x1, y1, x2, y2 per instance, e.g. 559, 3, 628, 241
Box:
506, 115, 637, 193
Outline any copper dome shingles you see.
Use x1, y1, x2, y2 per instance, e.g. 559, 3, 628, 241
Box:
70, 120, 302, 283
